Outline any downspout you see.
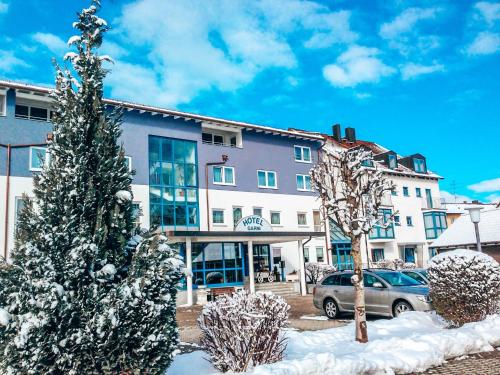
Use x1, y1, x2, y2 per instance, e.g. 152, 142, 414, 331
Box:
301, 236, 312, 294
205, 155, 228, 231
1, 140, 49, 260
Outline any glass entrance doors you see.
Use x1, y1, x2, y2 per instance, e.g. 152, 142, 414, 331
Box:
253, 245, 271, 272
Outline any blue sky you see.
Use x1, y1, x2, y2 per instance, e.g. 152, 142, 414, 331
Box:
1, 0, 499, 203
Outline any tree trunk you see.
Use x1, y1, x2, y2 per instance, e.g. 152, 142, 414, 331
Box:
351, 236, 368, 343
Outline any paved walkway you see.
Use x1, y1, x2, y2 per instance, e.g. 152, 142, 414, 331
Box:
176, 295, 349, 344
412, 350, 500, 375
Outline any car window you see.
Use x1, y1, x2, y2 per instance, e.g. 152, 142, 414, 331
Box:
364, 274, 380, 287
340, 274, 353, 286
322, 275, 336, 285
376, 271, 421, 286
404, 271, 426, 284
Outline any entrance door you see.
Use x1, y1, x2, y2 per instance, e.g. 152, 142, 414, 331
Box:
332, 243, 353, 270
404, 247, 416, 263
253, 245, 271, 273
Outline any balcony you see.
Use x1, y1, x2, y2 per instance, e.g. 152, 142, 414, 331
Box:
421, 197, 445, 210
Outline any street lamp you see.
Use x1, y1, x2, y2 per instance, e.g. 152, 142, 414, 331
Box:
465, 206, 483, 253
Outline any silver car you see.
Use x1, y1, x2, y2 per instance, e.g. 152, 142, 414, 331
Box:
313, 269, 432, 319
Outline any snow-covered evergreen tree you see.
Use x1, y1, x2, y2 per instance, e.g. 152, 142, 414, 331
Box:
0, 2, 183, 374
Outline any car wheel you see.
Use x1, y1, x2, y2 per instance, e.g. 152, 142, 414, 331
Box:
324, 299, 339, 319
393, 301, 413, 317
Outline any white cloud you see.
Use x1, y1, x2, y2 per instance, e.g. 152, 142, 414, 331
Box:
468, 177, 500, 193
440, 190, 474, 203
380, 7, 440, 39
0, 1, 8, 14
322, 45, 395, 88
32, 32, 67, 55
465, 31, 500, 55
379, 7, 442, 56
0, 50, 28, 72
475, 2, 500, 26
485, 193, 500, 203
400, 62, 445, 80
108, 0, 356, 107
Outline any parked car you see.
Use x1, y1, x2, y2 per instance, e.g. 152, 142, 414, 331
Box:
313, 269, 431, 319
401, 268, 429, 285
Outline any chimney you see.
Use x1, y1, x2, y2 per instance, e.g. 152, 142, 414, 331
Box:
345, 127, 356, 143
332, 124, 342, 142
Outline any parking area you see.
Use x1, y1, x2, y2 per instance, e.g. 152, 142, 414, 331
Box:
176, 295, 351, 344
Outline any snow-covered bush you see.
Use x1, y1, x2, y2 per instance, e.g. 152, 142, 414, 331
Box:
198, 291, 289, 372
428, 249, 500, 327
306, 263, 336, 284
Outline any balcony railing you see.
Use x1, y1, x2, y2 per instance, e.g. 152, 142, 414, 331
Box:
421, 197, 445, 210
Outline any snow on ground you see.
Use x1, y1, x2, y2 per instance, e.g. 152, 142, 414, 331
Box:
167, 312, 500, 375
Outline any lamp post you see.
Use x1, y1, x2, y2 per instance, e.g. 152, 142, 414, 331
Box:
465, 207, 483, 253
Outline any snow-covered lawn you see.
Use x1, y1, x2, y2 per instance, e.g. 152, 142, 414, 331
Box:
167, 312, 500, 375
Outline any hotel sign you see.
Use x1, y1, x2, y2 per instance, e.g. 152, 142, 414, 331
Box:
235, 215, 273, 232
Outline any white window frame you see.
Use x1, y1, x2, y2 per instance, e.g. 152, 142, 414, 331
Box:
297, 212, 308, 226
213, 166, 235, 186
257, 170, 278, 189
294, 145, 312, 163
270, 211, 281, 226
316, 247, 325, 262
0, 93, 6, 116
29, 146, 49, 171
14, 196, 28, 227
296, 174, 312, 191
212, 208, 225, 225
124, 156, 132, 172
253, 207, 263, 217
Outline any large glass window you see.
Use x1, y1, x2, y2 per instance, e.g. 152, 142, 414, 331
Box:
149, 136, 198, 228
369, 209, 395, 239
192, 243, 244, 286
423, 212, 447, 239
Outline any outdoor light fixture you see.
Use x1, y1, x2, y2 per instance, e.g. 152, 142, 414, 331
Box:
465, 206, 483, 252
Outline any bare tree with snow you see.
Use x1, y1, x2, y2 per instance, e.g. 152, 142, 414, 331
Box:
311, 146, 394, 343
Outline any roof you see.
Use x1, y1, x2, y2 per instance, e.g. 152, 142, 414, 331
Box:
0, 79, 323, 141
441, 202, 497, 215
431, 208, 500, 248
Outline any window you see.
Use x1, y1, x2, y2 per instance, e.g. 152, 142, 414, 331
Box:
369, 209, 395, 239
132, 202, 142, 228
394, 215, 401, 226
253, 207, 263, 217
149, 136, 198, 228
297, 212, 307, 226
192, 243, 244, 286
414, 158, 426, 173
372, 248, 384, 262
316, 247, 324, 262
429, 248, 438, 259
322, 274, 340, 285
296, 174, 312, 191
212, 209, 224, 224
303, 247, 310, 262
257, 170, 277, 189
313, 210, 321, 232
391, 189, 398, 196
423, 212, 447, 239
124, 156, 132, 172
14, 197, 27, 228
202, 132, 224, 145
15, 102, 51, 121
213, 166, 235, 185
340, 274, 353, 286
233, 207, 242, 226
403, 186, 409, 197
416, 187, 422, 197
361, 159, 374, 167
406, 216, 413, 226
29, 147, 49, 171
294, 145, 311, 162
270, 211, 281, 225
364, 274, 381, 287
0, 93, 6, 116
388, 154, 397, 169
202, 129, 241, 148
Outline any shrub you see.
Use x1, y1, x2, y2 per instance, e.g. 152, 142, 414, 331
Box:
305, 263, 336, 284
198, 290, 289, 372
428, 249, 500, 327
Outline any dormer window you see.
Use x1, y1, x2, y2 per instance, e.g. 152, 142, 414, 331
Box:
388, 154, 397, 169
414, 158, 426, 173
